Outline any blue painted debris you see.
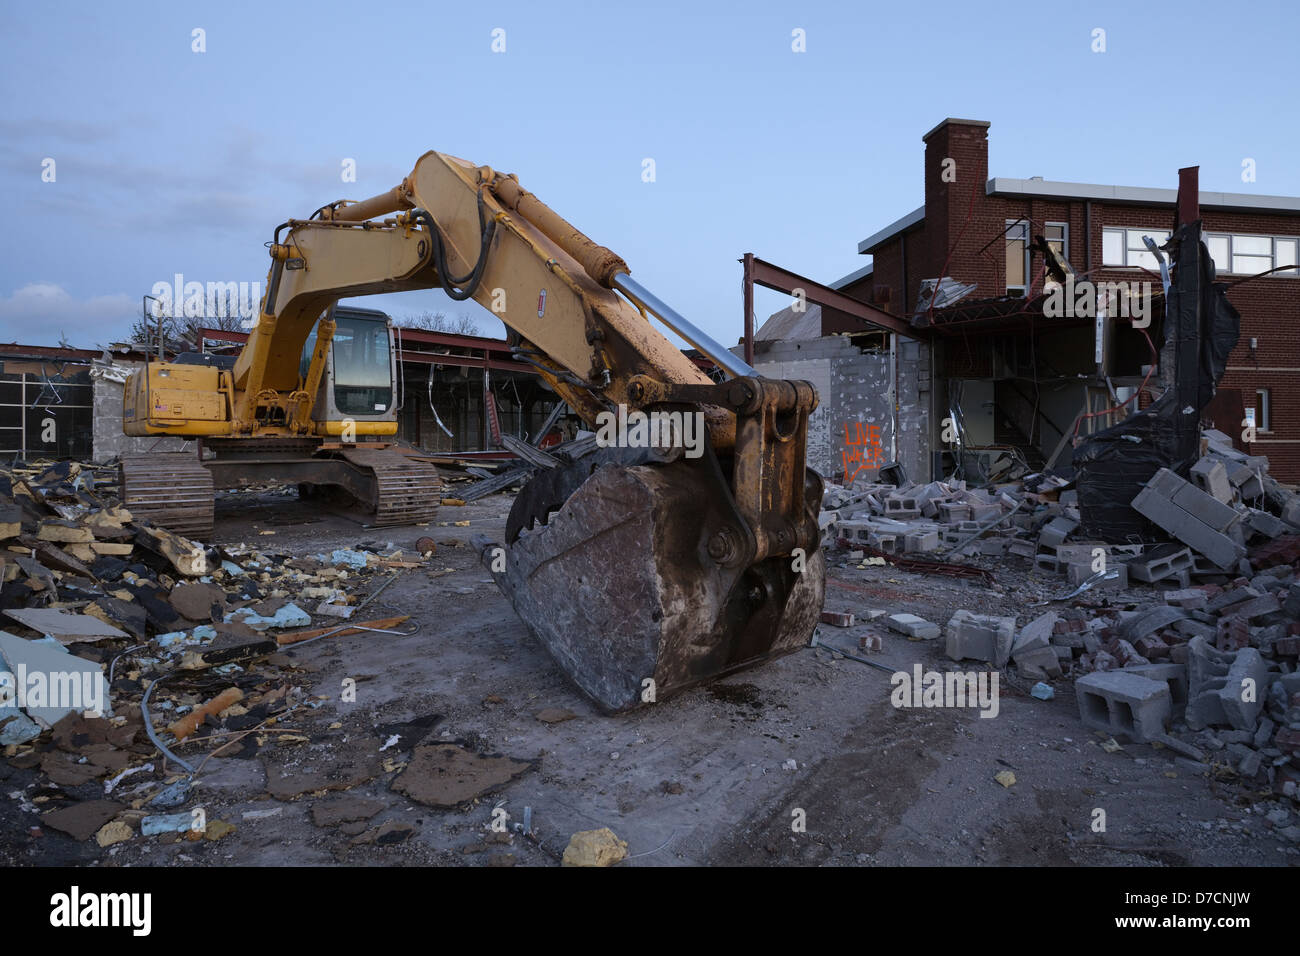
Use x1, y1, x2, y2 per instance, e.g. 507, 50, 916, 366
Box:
1030, 682, 1055, 700
328, 549, 372, 569
141, 811, 198, 835
0, 708, 41, 745
225, 603, 311, 631
146, 780, 192, 809
155, 625, 217, 650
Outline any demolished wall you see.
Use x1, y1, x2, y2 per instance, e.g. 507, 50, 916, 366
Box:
748, 334, 929, 483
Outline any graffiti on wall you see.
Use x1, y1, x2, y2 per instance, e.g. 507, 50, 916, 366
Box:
841, 421, 884, 485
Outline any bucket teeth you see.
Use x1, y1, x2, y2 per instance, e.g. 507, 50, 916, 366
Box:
487, 459, 825, 713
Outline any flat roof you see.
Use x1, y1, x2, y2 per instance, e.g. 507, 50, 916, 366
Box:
829, 262, 874, 289
857, 206, 925, 254
987, 177, 1300, 213
855, 177, 1300, 254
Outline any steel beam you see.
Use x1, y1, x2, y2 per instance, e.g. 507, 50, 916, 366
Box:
748, 257, 920, 339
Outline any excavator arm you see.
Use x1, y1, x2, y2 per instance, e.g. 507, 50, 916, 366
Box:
236, 151, 826, 711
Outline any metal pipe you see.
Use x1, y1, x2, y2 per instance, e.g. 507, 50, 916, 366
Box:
742, 252, 755, 366
611, 274, 756, 379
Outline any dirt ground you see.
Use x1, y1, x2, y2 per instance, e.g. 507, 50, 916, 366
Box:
4, 483, 1296, 867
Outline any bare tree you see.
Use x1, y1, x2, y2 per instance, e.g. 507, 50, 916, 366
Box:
397, 311, 480, 335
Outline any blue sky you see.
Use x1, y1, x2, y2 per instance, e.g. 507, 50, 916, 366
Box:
1, 0, 1296, 349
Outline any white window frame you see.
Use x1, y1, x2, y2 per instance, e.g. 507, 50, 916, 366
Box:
1044, 221, 1069, 262
1005, 219, 1029, 295
1203, 233, 1300, 277
1255, 388, 1271, 433
1101, 227, 1171, 269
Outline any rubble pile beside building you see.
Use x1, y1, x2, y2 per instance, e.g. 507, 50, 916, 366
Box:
820, 429, 1300, 814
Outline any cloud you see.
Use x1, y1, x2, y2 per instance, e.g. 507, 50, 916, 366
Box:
0, 283, 138, 347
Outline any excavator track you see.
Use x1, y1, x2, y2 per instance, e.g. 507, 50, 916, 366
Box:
338, 446, 442, 526
119, 453, 215, 539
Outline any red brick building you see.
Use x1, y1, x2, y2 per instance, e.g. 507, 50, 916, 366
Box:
834, 118, 1300, 481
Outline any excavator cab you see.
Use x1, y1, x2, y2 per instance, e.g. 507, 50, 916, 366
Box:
298, 307, 398, 425
120, 304, 439, 536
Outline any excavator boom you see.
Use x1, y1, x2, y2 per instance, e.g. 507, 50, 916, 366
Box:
127, 151, 827, 711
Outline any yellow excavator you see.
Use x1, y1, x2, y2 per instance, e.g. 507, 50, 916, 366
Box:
123, 151, 825, 711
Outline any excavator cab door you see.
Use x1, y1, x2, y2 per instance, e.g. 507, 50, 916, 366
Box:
300, 306, 398, 437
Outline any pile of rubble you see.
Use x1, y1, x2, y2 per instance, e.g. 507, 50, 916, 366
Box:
820, 434, 1300, 825
1, 458, 432, 847
826, 435, 1300, 589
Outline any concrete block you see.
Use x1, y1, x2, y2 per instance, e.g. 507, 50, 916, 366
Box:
1038, 516, 1078, 549
1246, 509, 1287, 539
1007, 539, 1036, 559
1132, 481, 1246, 571
1013, 612, 1063, 678
870, 533, 899, 553
1163, 588, 1209, 610
838, 520, 873, 545
1017, 644, 1063, 680
1185, 636, 1270, 731
1127, 544, 1194, 583
904, 530, 940, 553
937, 501, 971, 523
1125, 661, 1189, 706
1170, 481, 1242, 533
887, 613, 940, 640
884, 495, 920, 519
1075, 671, 1172, 743
1145, 467, 1187, 498
1191, 457, 1233, 503
944, 610, 1015, 666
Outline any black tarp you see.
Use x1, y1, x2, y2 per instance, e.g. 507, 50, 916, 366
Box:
1073, 222, 1241, 541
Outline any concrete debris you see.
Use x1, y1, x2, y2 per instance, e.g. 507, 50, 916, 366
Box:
390, 743, 532, 808
561, 827, 628, 867
944, 610, 1015, 667
0, 452, 459, 864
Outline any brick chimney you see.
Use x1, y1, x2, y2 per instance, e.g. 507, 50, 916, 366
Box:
922, 119, 990, 288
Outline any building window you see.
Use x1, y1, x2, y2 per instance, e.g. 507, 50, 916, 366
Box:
1005, 219, 1028, 295
1044, 222, 1068, 261
1205, 234, 1230, 271
1202, 233, 1300, 277
1253, 389, 1271, 433
1101, 227, 1171, 270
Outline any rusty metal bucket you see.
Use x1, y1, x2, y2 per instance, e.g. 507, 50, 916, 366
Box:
483, 457, 825, 713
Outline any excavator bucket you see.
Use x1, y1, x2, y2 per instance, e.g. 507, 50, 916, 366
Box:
482, 446, 826, 713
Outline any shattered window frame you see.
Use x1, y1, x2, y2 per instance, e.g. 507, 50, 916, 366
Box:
1005, 218, 1029, 295
1045, 222, 1069, 262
